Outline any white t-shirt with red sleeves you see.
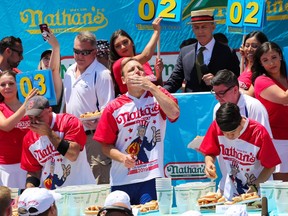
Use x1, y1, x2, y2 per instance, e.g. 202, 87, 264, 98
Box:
94, 88, 178, 186
21, 113, 95, 189
199, 118, 280, 199
213, 93, 272, 137
0, 102, 30, 164
254, 75, 288, 139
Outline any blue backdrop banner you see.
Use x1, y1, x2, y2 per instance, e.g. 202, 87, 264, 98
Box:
0, 0, 286, 77
164, 93, 221, 186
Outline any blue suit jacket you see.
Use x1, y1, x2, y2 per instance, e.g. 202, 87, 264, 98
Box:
164, 41, 240, 93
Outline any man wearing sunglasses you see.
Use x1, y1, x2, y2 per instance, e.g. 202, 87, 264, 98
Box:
0, 36, 23, 73
63, 31, 115, 184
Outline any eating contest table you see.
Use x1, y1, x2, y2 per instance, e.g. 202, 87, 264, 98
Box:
140, 208, 262, 215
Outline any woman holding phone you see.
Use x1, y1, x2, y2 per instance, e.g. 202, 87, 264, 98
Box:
38, 26, 63, 113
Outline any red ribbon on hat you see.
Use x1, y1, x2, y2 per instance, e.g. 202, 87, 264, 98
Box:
191, 15, 214, 23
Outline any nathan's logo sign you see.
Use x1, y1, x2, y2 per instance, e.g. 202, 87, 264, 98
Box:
164, 162, 206, 180
20, 6, 108, 34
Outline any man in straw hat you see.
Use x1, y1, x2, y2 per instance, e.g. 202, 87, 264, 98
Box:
164, 9, 240, 93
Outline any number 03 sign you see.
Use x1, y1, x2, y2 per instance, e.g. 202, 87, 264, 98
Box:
226, 0, 265, 32
16, 70, 57, 105
135, 0, 182, 23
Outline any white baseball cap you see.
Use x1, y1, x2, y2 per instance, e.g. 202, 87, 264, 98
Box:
18, 187, 61, 215
104, 190, 131, 209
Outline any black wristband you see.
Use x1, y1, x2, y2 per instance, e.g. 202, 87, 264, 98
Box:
57, 139, 70, 156
26, 176, 40, 187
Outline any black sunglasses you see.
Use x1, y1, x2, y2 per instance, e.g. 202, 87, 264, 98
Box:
73, 48, 94, 56
10, 47, 23, 56
211, 85, 235, 98
18, 207, 39, 215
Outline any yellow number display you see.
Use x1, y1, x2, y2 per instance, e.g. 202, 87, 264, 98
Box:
19, 77, 32, 97
158, 0, 176, 19
34, 73, 47, 95
138, 0, 155, 21
19, 73, 47, 97
17, 70, 56, 105
229, 2, 242, 24
244, 2, 259, 24
227, 0, 262, 28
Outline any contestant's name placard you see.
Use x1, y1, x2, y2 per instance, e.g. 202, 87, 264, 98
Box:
16, 70, 57, 105
135, 0, 182, 23
226, 0, 265, 34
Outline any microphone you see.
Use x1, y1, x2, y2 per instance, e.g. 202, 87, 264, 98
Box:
200, 64, 209, 75
261, 197, 269, 216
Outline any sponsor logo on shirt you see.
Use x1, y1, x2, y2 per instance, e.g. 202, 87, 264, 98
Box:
220, 144, 256, 165
32, 143, 59, 163
116, 103, 160, 126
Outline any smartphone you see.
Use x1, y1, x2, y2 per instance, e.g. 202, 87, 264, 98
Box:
39, 23, 49, 40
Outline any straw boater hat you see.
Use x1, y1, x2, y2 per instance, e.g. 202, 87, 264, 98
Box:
188, 9, 215, 24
